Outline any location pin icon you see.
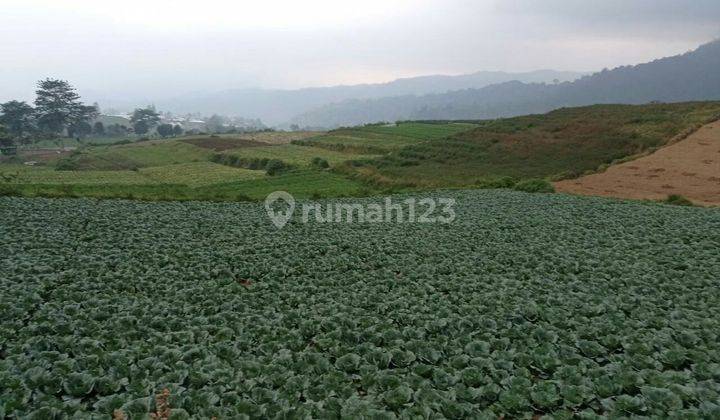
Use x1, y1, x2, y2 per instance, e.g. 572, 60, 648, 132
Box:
265, 191, 296, 229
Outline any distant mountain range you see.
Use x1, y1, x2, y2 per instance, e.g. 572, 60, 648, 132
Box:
153, 70, 586, 126
293, 40, 720, 128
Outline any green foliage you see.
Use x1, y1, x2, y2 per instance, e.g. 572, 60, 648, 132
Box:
34, 79, 88, 135
211, 153, 292, 175
665, 194, 695, 206
0, 124, 13, 148
1, 190, 719, 417
130, 107, 160, 135
54, 157, 80, 171
264, 159, 288, 176
0, 100, 35, 138
513, 179, 555, 194
157, 123, 175, 138
311, 157, 330, 169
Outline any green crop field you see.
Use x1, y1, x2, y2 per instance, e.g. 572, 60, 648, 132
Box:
0, 163, 265, 187
70, 142, 213, 170
0, 131, 379, 201
2, 190, 720, 418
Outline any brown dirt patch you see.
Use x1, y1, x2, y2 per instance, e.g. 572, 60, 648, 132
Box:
180, 131, 323, 150
555, 121, 720, 206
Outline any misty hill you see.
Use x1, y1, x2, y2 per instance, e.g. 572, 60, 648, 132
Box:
293, 40, 720, 128
154, 70, 584, 126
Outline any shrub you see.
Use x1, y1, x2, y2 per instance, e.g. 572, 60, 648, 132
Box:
513, 179, 555, 193
55, 158, 79, 171
476, 176, 516, 189
265, 159, 287, 176
665, 194, 694, 206
311, 157, 330, 169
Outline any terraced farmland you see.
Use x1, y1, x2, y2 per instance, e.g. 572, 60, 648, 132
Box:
2, 190, 719, 418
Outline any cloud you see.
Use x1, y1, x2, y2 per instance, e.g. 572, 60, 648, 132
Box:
0, 0, 717, 106
496, 0, 720, 37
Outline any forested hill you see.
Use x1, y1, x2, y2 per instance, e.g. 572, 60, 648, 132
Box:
152, 70, 583, 126
292, 39, 720, 128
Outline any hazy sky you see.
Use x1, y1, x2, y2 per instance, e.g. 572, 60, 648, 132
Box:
1, 0, 719, 102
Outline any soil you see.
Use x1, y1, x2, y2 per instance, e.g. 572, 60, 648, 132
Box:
555, 121, 720, 206
180, 137, 268, 151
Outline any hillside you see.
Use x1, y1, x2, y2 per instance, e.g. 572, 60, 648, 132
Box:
0, 123, 475, 201
145, 70, 584, 126
556, 121, 720, 206
336, 102, 720, 189
293, 40, 720, 128
3, 103, 719, 203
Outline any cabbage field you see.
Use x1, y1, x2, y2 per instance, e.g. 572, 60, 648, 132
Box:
1, 190, 720, 418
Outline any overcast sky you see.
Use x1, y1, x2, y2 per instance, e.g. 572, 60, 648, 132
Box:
1, 0, 719, 102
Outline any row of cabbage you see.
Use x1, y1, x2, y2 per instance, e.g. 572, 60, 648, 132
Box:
1, 190, 719, 418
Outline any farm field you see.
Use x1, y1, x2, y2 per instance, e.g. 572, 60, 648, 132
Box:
0, 123, 472, 201
2, 105, 720, 205
0, 163, 264, 187
2, 190, 720, 418
67, 142, 214, 170
0, 167, 370, 201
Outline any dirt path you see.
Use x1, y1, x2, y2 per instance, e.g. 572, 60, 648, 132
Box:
555, 121, 720, 206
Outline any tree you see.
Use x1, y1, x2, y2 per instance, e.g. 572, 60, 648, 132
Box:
106, 123, 129, 137
172, 125, 184, 137
67, 104, 99, 139
156, 124, 174, 138
67, 121, 93, 138
34, 79, 86, 136
205, 114, 225, 133
0, 101, 35, 138
0, 124, 13, 147
130, 107, 160, 135
93, 121, 105, 136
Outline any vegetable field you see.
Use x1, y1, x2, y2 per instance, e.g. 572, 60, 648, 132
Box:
1, 190, 720, 418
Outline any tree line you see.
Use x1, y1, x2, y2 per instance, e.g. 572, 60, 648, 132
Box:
0, 79, 184, 150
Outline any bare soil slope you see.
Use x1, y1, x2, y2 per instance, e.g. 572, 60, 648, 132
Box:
555, 121, 720, 206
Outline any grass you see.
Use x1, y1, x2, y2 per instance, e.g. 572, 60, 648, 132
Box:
139, 162, 266, 187
204, 170, 376, 200
218, 144, 377, 167
293, 133, 421, 154
356, 122, 478, 140
0, 170, 376, 201
292, 122, 478, 155
29, 136, 135, 149
665, 194, 696, 206
342, 102, 720, 188
180, 131, 321, 145
71, 141, 213, 170
0, 162, 265, 187
0, 164, 148, 185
